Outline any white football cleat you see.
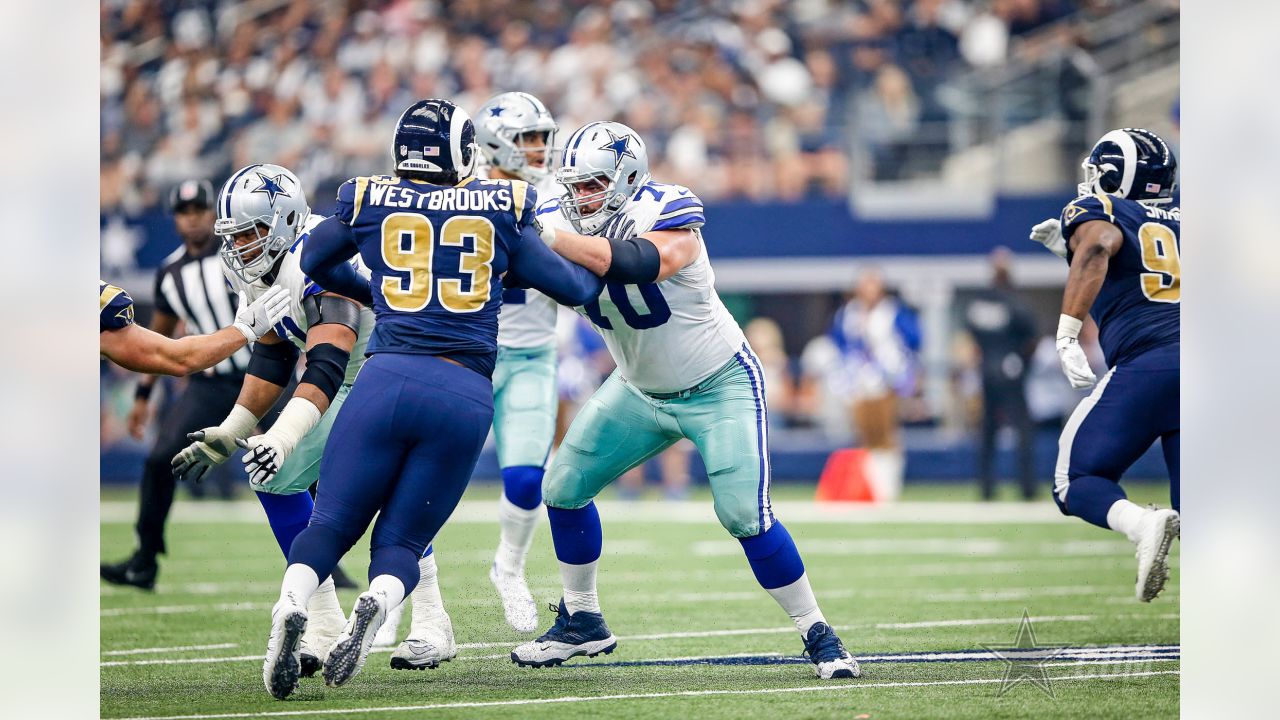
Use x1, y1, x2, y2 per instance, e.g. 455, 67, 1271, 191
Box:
490, 564, 538, 633
373, 598, 404, 648
263, 593, 308, 700
390, 609, 457, 670
322, 591, 388, 688
511, 600, 617, 668
299, 598, 346, 678
1134, 508, 1180, 602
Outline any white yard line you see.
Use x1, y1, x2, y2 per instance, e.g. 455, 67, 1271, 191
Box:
103, 643, 238, 656
112, 670, 1180, 720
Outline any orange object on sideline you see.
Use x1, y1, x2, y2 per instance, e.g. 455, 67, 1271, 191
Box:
815, 448, 877, 503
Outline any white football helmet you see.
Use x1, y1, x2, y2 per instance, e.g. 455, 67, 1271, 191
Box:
475, 92, 558, 183
215, 164, 310, 283
556, 121, 650, 234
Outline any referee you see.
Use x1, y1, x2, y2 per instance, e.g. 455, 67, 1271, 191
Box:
102, 179, 249, 589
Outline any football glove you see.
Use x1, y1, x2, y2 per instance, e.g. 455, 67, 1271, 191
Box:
1030, 218, 1068, 259
233, 284, 291, 343
1055, 314, 1097, 388
237, 434, 290, 487
172, 427, 241, 484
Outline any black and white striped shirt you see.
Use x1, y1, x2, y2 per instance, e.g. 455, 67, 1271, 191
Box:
153, 243, 249, 376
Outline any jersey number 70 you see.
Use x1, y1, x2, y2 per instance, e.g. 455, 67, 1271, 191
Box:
380, 212, 494, 313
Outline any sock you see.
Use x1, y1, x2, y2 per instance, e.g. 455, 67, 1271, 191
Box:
369, 544, 420, 598
369, 574, 406, 612
280, 563, 320, 607
307, 576, 343, 619
255, 491, 315, 557
767, 573, 827, 635
502, 465, 544, 510
495, 494, 541, 576
559, 559, 600, 615
1106, 498, 1149, 542
739, 523, 825, 634
1064, 475, 1128, 530
411, 551, 448, 628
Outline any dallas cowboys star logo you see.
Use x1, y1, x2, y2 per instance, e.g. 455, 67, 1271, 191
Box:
981, 610, 1069, 698
251, 171, 291, 205
598, 129, 637, 169
488, 105, 505, 117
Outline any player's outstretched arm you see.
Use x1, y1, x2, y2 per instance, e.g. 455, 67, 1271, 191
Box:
301, 216, 372, 305
542, 224, 700, 283
511, 223, 605, 306
1056, 219, 1123, 388
238, 293, 361, 488
101, 286, 290, 377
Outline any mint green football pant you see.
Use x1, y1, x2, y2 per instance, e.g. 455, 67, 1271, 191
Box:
255, 383, 351, 495
545, 349, 776, 538
492, 344, 559, 469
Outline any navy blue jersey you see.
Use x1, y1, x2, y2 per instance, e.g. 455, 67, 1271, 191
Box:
99, 281, 136, 332
1061, 194, 1180, 366
333, 174, 539, 376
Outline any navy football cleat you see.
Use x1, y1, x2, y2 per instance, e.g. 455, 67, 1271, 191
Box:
510, 599, 617, 668
803, 622, 861, 679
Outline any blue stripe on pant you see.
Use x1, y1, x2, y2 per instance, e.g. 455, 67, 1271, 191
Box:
287, 352, 494, 591
1054, 342, 1179, 526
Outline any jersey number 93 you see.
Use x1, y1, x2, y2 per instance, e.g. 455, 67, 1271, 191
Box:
381, 213, 494, 313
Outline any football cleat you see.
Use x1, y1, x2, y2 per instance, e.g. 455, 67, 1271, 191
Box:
100, 552, 157, 591
802, 623, 861, 680
373, 598, 404, 649
322, 591, 388, 688
298, 595, 346, 678
263, 593, 308, 699
510, 599, 617, 668
1134, 508, 1180, 602
390, 609, 456, 670
490, 564, 539, 633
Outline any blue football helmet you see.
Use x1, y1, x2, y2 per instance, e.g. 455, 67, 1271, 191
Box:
1078, 128, 1177, 204
393, 98, 478, 185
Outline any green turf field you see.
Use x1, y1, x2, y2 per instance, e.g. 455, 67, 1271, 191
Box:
101, 483, 1178, 719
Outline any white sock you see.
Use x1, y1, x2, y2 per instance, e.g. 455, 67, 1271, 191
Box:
560, 560, 600, 615
765, 573, 827, 635
307, 576, 343, 619
280, 564, 320, 607
410, 553, 448, 628
495, 495, 541, 576
368, 574, 406, 611
1106, 499, 1148, 542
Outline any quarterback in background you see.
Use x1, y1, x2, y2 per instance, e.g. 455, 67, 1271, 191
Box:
169, 164, 375, 676
512, 121, 861, 680
1029, 127, 1180, 602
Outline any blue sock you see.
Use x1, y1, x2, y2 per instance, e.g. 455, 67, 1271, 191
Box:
502, 466, 544, 510
256, 491, 315, 558
547, 503, 602, 565
1063, 475, 1128, 530
738, 522, 805, 590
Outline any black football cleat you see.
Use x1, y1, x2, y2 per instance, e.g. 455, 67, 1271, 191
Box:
100, 553, 157, 591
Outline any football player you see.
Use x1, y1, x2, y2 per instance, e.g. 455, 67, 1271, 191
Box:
259, 98, 603, 698
374, 92, 563, 661
100, 280, 288, 376
1028, 127, 1180, 602
510, 121, 861, 680
169, 164, 375, 676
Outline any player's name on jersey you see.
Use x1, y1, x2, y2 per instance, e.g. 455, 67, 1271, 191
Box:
1143, 204, 1179, 222
367, 181, 515, 212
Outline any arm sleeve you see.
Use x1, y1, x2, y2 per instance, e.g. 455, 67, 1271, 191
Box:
508, 224, 604, 307
300, 216, 371, 306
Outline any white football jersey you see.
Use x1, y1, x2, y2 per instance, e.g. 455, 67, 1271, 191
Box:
539, 180, 747, 394
224, 214, 374, 384
482, 171, 561, 349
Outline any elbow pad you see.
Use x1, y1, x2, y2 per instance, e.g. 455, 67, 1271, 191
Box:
247, 340, 300, 387
300, 343, 350, 402
305, 294, 362, 335
603, 236, 661, 284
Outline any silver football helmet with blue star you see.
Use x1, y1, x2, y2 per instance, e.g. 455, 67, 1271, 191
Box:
475, 92, 559, 183
556, 121, 650, 234
215, 163, 310, 283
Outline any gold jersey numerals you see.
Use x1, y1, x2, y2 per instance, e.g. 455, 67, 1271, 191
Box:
380, 212, 495, 313
1137, 222, 1180, 303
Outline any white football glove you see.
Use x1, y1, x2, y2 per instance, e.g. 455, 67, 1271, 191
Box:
172, 426, 240, 484
233, 284, 291, 342
1030, 218, 1068, 259
1055, 314, 1097, 388
237, 434, 290, 487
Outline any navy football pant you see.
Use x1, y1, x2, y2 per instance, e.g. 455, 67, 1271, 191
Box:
287, 353, 493, 594
1053, 343, 1179, 529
